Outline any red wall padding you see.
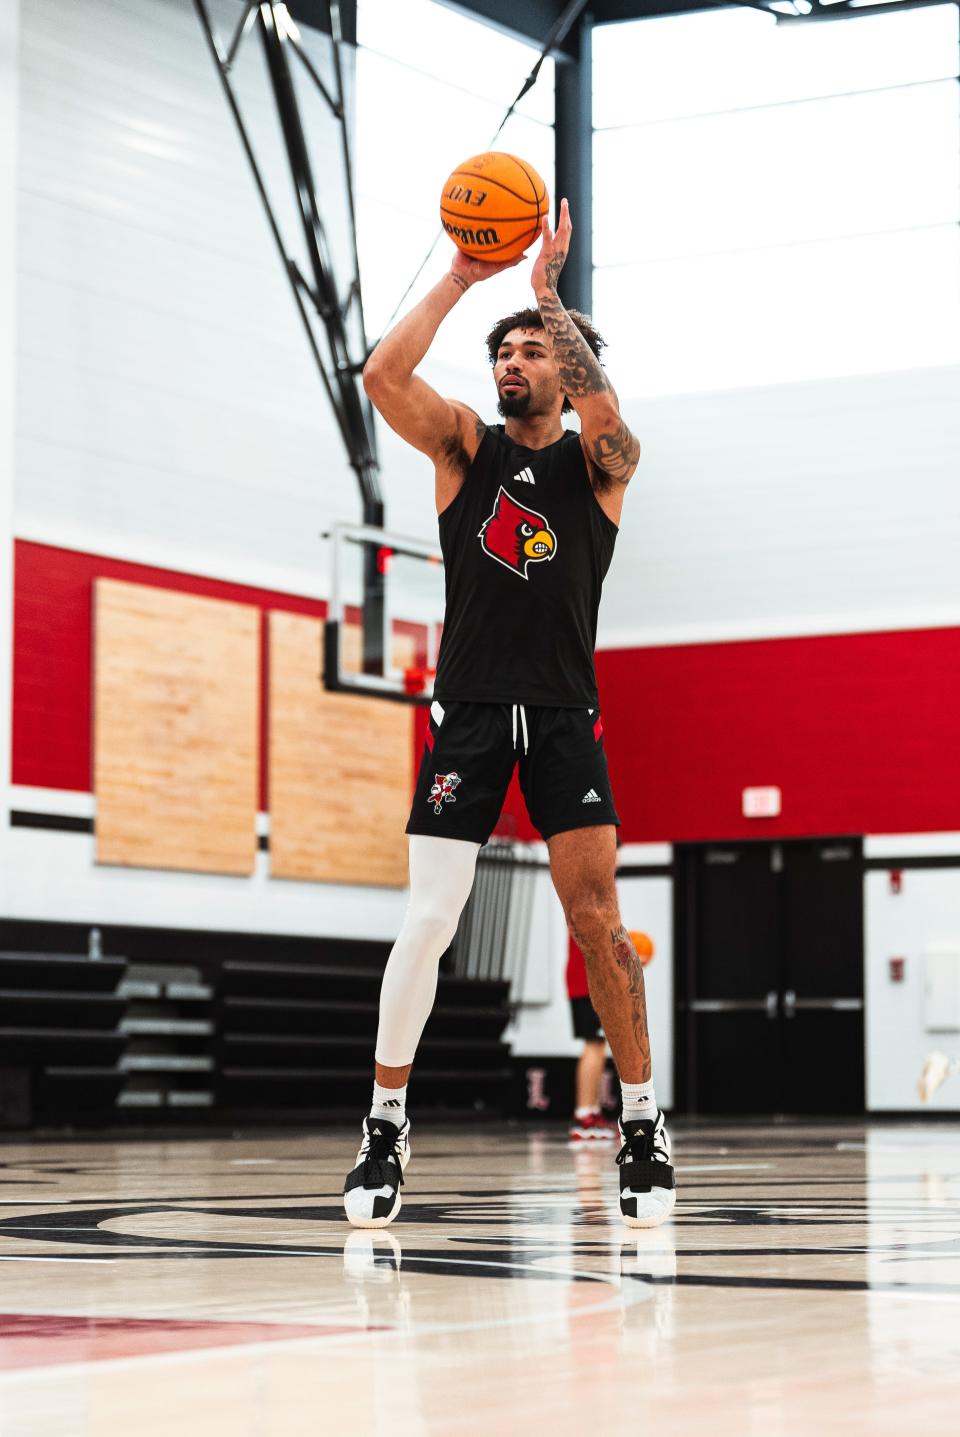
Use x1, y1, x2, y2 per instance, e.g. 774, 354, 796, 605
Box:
591, 631, 960, 841
13, 541, 328, 808
15, 541, 960, 839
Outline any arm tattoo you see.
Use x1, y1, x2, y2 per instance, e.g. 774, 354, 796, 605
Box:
448, 273, 469, 295
536, 284, 639, 480
590, 416, 641, 487
536, 288, 612, 400
544, 254, 565, 291
612, 925, 652, 1071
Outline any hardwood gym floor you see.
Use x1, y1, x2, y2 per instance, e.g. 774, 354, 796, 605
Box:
0, 1122, 958, 1435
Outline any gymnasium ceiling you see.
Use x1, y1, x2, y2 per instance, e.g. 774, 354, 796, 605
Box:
289, 0, 953, 61
443, 0, 954, 56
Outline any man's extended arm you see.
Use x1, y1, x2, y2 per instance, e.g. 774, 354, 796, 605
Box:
531, 200, 641, 489
362, 272, 474, 463
363, 250, 520, 467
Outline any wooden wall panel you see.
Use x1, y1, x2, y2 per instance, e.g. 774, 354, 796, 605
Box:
268, 613, 413, 887
94, 579, 260, 875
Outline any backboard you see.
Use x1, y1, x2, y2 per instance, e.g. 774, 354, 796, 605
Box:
322, 523, 445, 704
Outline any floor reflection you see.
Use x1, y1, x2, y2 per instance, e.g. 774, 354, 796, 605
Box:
0, 1122, 959, 1437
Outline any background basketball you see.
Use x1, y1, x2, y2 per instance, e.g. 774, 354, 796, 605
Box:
629, 931, 655, 966
440, 151, 549, 262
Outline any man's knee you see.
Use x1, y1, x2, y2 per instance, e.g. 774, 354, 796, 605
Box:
567, 890, 617, 945
402, 901, 462, 957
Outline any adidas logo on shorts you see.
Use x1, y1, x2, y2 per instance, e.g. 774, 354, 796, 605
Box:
582, 788, 601, 803
512, 467, 535, 485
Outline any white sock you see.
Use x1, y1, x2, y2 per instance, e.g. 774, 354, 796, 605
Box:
575, 1106, 599, 1119
621, 1078, 657, 1125
370, 1081, 407, 1127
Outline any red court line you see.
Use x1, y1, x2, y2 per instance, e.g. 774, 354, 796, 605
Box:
0, 1313, 389, 1370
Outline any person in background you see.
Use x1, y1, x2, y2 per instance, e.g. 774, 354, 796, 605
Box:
566, 929, 618, 1142
567, 919, 656, 1140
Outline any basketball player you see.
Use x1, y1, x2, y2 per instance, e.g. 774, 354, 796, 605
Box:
343, 199, 675, 1230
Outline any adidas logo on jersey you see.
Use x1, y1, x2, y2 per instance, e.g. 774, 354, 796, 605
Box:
582, 788, 601, 803
512, 467, 535, 485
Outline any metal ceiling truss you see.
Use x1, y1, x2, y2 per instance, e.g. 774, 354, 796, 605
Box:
194, 0, 589, 680
194, 0, 379, 523
194, 0, 390, 674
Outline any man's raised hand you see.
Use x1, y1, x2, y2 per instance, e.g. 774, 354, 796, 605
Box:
449, 247, 525, 292
531, 197, 572, 296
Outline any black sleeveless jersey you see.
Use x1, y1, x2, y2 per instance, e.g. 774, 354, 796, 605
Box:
431, 424, 618, 708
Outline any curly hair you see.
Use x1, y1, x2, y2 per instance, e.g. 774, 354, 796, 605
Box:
484, 307, 606, 414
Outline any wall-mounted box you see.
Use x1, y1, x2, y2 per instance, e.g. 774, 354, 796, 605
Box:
923, 944, 960, 1033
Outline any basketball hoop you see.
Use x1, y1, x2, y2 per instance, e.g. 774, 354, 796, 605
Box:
323, 523, 443, 704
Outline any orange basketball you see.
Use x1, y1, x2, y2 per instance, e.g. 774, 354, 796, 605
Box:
629, 931, 655, 967
440, 151, 548, 262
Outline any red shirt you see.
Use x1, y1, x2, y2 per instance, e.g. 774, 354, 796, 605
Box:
566, 933, 589, 1000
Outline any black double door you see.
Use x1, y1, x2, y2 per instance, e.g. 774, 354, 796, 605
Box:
676, 838, 864, 1116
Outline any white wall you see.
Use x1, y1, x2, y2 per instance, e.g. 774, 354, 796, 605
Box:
600, 364, 960, 649
13, 0, 421, 592
0, 0, 18, 878
865, 836, 960, 1112
0, 814, 410, 940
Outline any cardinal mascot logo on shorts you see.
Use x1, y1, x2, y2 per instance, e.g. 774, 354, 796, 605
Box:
478, 486, 557, 579
428, 772, 461, 815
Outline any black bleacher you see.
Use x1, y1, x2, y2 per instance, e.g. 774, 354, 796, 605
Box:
0, 926, 514, 1127
0, 951, 128, 1121
217, 958, 513, 1116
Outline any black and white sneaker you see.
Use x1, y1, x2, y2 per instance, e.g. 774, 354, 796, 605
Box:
343, 1116, 411, 1228
616, 1111, 676, 1229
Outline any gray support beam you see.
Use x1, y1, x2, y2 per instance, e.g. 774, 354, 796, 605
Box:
554, 14, 592, 314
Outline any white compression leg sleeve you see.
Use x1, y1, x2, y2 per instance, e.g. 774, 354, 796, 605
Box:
374, 834, 481, 1069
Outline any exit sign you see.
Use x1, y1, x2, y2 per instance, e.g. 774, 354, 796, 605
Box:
743, 786, 782, 818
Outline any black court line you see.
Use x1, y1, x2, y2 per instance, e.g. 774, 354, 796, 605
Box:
1, 1241, 958, 1298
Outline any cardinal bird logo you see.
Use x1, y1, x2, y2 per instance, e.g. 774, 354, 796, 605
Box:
428, 772, 461, 815
478, 486, 557, 579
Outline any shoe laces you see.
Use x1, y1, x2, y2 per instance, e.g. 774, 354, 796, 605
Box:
616, 1117, 668, 1169
362, 1124, 405, 1183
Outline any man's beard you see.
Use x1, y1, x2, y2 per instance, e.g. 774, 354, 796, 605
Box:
497, 387, 532, 418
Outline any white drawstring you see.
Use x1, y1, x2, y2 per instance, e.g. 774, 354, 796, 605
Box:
511, 704, 529, 755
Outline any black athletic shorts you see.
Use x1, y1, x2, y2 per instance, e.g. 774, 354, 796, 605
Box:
406, 701, 620, 845
570, 995, 604, 1042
